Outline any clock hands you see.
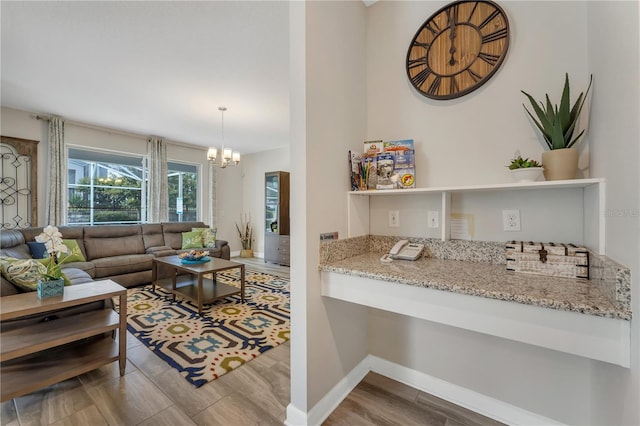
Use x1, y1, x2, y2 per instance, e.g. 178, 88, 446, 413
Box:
447, 8, 457, 65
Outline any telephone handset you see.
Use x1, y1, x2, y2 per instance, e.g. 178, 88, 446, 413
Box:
382, 239, 424, 262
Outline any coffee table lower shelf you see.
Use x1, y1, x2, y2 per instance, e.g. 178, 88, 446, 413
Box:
154, 275, 242, 306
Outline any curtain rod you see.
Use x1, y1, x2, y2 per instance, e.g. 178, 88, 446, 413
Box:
30, 113, 206, 151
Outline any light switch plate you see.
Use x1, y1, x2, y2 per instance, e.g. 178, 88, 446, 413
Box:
428, 211, 439, 228
389, 210, 400, 227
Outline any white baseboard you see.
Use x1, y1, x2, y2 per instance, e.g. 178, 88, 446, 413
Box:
285, 355, 370, 426
369, 355, 566, 426
284, 403, 308, 426
286, 355, 565, 426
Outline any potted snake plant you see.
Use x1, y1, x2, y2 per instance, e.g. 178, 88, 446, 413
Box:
235, 213, 254, 258
521, 73, 593, 180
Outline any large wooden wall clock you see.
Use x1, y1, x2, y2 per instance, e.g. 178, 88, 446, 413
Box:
406, 0, 510, 100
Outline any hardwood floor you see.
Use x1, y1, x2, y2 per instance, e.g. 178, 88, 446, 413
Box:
1, 257, 502, 426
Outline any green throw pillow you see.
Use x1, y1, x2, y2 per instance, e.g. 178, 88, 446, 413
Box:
59, 239, 86, 263
182, 231, 203, 249
192, 227, 217, 248
0, 257, 47, 292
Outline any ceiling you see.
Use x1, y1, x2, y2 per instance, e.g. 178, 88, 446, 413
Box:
1, 1, 290, 155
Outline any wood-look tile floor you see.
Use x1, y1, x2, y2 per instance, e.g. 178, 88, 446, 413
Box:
1, 257, 502, 426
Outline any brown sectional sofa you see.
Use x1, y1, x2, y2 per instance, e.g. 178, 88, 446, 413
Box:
0, 221, 230, 295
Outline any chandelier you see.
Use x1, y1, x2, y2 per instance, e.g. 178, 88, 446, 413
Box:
207, 106, 240, 168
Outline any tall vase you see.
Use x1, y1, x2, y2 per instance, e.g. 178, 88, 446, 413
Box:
541, 148, 578, 181
240, 249, 253, 258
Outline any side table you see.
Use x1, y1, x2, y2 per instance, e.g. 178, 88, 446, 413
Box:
0, 279, 127, 402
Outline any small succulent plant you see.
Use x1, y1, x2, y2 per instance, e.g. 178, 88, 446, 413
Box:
507, 155, 542, 170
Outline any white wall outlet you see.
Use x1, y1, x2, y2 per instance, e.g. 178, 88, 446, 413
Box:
389, 210, 400, 227
428, 211, 439, 228
503, 209, 521, 232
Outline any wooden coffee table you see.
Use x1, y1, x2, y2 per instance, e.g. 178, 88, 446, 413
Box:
152, 255, 245, 313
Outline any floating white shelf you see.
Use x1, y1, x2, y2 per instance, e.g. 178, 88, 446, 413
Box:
347, 178, 606, 254
349, 178, 604, 195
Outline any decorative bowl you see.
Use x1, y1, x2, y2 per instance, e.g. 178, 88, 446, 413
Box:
179, 250, 210, 261
510, 167, 544, 183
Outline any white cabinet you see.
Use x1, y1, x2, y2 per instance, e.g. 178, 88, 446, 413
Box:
347, 178, 606, 254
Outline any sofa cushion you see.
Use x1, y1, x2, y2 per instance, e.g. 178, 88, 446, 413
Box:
61, 261, 96, 278
27, 241, 48, 259
0, 230, 31, 260
61, 267, 94, 284
146, 245, 176, 257
83, 225, 145, 260
142, 224, 165, 249
16, 227, 43, 244
161, 221, 207, 249
0, 257, 47, 292
58, 227, 88, 259
23, 226, 90, 261
1, 275, 20, 296
181, 231, 203, 249
60, 239, 87, 263
91, 254, 154, 278
192, 227, 217, 248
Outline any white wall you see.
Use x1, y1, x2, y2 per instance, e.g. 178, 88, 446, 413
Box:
367, 1, 589, 187
369, 188, 586, 243
586, 2, 640, 425
240, 147, 289, 256
369, 309, 592, 421
215, 164, 243, 248
289, 0, 370, 418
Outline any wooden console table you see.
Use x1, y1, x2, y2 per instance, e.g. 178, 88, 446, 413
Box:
0, 280, 127, 402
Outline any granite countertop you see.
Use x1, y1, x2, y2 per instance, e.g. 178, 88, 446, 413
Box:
320, 252, 630, 320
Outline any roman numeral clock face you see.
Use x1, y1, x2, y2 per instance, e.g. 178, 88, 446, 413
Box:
406, 0, 510, 100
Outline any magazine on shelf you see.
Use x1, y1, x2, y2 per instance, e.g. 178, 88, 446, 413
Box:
384, 139, 414, 152
364, 140, 383, 155
376, 152, 395, 189
393, 149, 416, 189
349, 150, 362, 191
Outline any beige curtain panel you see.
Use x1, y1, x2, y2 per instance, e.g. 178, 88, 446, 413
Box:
46, 116, 66, 226
147, 137, 168, 223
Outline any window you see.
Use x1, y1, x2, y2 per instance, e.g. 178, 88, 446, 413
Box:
67, 148, 146, 225
168, 161, 199, 222
67, 148, 200, 224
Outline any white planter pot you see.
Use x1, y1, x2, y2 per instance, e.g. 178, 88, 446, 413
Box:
509, 167, 544, 183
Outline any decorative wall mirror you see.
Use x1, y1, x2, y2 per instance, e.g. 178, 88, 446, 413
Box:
1, 136, 39, 229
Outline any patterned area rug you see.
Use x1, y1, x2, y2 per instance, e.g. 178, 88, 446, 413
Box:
117, 269, 290, 387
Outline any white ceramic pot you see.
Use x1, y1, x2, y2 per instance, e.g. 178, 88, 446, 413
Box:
541, 148, 578, 180
510, 167, 544, 183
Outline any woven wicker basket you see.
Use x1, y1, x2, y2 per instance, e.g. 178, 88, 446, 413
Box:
505, 241, 589, 279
